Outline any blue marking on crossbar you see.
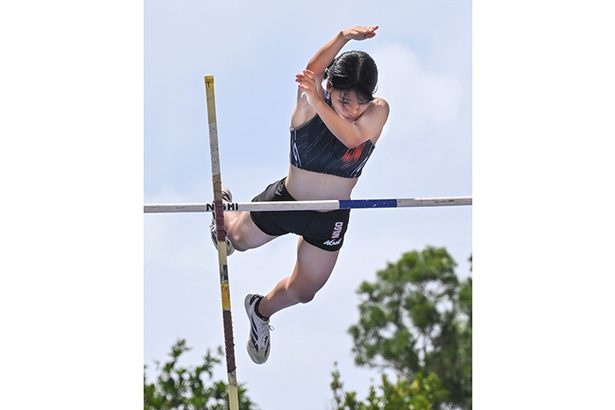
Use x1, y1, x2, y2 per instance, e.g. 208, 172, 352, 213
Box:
338, 199, 398, 209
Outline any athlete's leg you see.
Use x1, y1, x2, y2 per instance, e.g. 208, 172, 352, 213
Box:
224, 211, 276, 251
257, 237, 339, 317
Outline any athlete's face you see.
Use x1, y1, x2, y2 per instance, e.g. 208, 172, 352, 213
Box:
329, 88, 371, 122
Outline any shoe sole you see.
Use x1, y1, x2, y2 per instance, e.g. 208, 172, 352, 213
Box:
245, 295, 268, 364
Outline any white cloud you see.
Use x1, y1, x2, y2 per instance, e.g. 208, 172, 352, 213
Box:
372, 43, 463, 139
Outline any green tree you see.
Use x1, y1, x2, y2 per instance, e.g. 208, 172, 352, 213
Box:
144, 339, 259, 410
346, 247, 472, 409
331, 362, 448, 410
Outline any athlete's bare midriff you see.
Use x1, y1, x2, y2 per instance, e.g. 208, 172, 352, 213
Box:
285, 164, 358, 201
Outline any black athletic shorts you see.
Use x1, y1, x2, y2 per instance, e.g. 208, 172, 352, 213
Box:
249, 178, 350, 252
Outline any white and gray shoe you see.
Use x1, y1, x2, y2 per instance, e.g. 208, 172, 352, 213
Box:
209, 187, 234, 255
245, 294, 272, 364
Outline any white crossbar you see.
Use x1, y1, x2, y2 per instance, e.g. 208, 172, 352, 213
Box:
144, 197, 472, 213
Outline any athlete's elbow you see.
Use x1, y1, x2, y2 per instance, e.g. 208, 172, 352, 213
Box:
341, 127, 368, 149
333, 129, 366, 149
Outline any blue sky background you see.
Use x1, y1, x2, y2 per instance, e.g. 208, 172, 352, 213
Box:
3, 1, 615, 409
145, 1, 471, 408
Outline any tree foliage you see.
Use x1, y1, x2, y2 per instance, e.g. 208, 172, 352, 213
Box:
144, 339, 258, 410
345, 247, 472, 409
331, 362, 448, 410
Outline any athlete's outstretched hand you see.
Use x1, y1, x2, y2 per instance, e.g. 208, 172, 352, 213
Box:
342, 25, 379, 41
295, 69, 320, 107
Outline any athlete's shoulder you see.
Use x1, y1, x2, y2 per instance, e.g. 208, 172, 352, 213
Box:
363, 97, 389, 124
371, 97, 389, 112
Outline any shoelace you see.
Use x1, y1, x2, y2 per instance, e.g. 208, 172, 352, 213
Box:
255, 323, 274, 347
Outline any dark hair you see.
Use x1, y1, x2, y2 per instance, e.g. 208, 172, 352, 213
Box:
324, 50, 378, 101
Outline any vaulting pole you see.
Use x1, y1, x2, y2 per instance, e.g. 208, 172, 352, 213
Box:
149, 75, 472, 409
204, 75, 239, 410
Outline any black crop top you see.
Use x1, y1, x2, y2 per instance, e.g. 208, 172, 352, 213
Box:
289, 109, 376, 178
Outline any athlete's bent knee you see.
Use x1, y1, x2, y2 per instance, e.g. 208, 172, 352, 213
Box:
227, 232, 249, 252
287, 285, 316, 304
297, 293, 315, 304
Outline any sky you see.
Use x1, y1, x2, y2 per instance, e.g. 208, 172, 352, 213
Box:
145, 1, 471, 409
3, 1, 615, 409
